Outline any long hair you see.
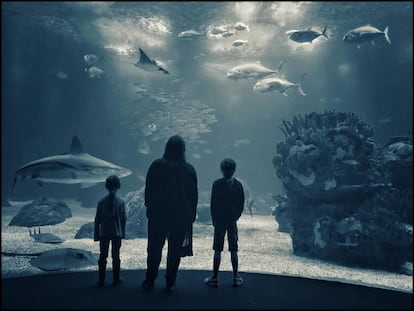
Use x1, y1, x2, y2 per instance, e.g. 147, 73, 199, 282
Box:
162, 135, 186, 165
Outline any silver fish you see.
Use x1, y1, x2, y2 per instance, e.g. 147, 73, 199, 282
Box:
253, 73, 306, 96
232, 39, 248, 47
343, 25, 391, 48
232, 22, 249, 32
52, 71, 68, 79
286, 25, 328, 43
86, 66, 104, 78
83, 54, 98, 66
178, 29, 205, 39
227, 61, 285, 80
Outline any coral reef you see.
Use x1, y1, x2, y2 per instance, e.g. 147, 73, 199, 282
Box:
273, 111, 412, 272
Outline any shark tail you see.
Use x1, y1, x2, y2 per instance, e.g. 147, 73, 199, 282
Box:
276, 60, 285, 73
12, 176, 17, 194
384, 26, 391, 44
322, 25, 329, 39
297, 73, 306, 96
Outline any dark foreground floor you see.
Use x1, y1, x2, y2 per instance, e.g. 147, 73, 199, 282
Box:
1, 269, 412, 310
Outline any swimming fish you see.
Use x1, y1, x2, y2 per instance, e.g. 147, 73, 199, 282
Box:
343, 25, 391, 48
178, 29, 205, 39
232, 22, 249, 32
51, 71, 68, 79
232, 40, 248, 47
12, 135, 131, 192
135, 48, 169, 74
85, 66, 104, 78
227, 61, 285, 80
253, 73, 306, 96
83, 54, 98, 66
286, 25, 328, 43
222, 31, 235, 38
210, 25, 229, 35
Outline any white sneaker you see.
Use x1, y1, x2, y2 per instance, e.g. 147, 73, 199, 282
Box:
233, 275, 243, 287
204, 275, 218, 288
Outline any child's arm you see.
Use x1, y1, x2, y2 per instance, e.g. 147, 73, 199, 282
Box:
236, 182, 245, 220
210, 181, 218, 225
94, 202, 102, 241
121, 202, 127, 239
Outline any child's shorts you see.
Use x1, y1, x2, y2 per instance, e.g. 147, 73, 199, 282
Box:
213, 220, 238, 252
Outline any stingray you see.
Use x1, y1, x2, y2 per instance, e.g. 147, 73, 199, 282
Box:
135, 48, 169, 74
29, 228, 64, 244
30, 248, 98, 271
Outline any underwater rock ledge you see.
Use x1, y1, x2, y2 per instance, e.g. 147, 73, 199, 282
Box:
272, 110, 412, 273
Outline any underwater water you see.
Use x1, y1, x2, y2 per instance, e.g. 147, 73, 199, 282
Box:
2, 1, 412, 201
1, 2, 413, 288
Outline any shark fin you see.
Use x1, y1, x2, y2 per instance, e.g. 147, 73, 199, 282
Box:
138, 48, 153, 64
68, 135, 84, 154
297, 73, 307, 96
12, 177, 17, 194
306, 26, 312, 30
276, 60, 285, 73
81, 183, 98, 189
321, 25, 329, 39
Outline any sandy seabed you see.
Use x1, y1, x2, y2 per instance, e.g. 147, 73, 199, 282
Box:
1, 199, 412, 294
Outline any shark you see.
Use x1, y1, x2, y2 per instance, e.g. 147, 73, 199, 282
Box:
135, 48, 169, 74
12, 135, 132, 193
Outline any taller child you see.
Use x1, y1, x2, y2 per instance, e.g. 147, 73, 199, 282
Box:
204, 158, 245, 288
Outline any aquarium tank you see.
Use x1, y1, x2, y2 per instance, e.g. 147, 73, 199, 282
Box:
1, 1, 412, 293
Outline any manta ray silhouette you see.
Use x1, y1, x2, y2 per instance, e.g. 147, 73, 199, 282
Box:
135, 48, 169, 74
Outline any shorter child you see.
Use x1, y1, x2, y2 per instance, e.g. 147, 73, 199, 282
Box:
94, 175, 127, 287
204, 158, 245, 288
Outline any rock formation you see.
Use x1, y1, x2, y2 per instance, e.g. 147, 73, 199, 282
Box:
75, 222, 94, 239
9, 197, 72, 227
124, 187, 148, 239
272, 111, 412, 272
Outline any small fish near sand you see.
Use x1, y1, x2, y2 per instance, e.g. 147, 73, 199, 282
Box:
135, 48, 169, 74
343, 25, 391, 48
286, 25, 329, 43
253, 73, 306, 96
